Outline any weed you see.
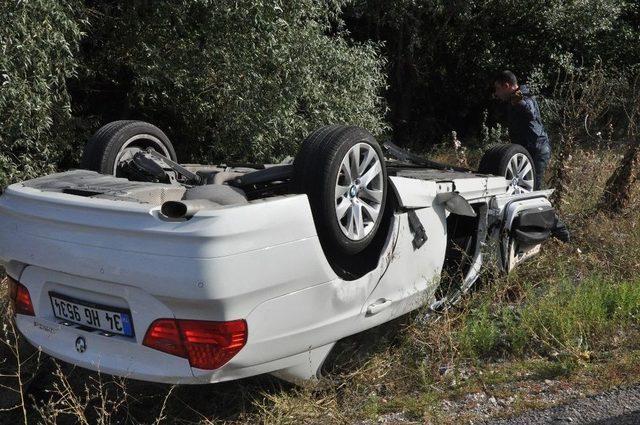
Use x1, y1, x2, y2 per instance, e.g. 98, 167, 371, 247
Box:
458, 306, 501, 359
454, 275, 640, 363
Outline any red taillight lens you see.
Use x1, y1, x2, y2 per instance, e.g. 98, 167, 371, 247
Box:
5, 276, 35, 316
15, 284, 35, 316
142, 319, 187, 358
179, 319, 247, 370
143, 318, 247, 370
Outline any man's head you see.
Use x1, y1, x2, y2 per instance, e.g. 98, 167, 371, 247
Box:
493, 70, 518, 101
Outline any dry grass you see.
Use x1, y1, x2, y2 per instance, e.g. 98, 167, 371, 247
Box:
0, 147, 639, 424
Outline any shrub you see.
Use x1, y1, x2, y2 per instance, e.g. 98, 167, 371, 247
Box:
458, 306, 501, 359
77, 0, 387, 163
0, 0, 82, 187
347, 0, 634, 145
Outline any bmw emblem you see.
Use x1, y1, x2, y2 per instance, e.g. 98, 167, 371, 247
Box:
75, 336, 87, 353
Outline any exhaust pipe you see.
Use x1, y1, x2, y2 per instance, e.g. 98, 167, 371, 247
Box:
161, 200, 220, 219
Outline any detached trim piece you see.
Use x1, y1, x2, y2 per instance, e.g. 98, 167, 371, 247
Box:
407, 210, 427, 249
435, 192, 477, 217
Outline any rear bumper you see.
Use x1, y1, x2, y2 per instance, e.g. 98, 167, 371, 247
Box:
11, 264, 374, 385
16, 310, 344, 384
0, 185, 337, 319
16, 314, 196, 383
11, 263, 350, 385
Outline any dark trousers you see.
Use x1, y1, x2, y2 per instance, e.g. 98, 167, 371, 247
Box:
528, 139, 551, 190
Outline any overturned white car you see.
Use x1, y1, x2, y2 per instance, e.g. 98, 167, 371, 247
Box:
0, 121, 558, 384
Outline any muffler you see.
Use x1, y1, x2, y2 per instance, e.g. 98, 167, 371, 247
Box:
160, 200, 220, 219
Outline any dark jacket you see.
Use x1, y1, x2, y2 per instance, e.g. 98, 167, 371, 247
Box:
505, 85, 550, 151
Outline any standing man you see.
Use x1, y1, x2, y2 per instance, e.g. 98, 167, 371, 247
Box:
493, 70, 551, 190
493, 70, 569, 242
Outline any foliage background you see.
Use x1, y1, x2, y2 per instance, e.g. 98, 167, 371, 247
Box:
1, 0, 639, 185
347, 0, 640, 146
0, 0, 83, 187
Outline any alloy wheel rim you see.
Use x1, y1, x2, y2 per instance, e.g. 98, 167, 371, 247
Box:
505, 153, 535, 194
113, 134, 171, 176
334, 143, 384, 240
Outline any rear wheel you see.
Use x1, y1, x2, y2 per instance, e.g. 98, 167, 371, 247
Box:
295, 125, 388, 256
81, 120, 177, 176
478, 144, 535, 194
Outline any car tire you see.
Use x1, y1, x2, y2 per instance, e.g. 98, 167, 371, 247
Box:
81, 120, 177, 176
478, 143, 536, 193
295, 125, 388, 256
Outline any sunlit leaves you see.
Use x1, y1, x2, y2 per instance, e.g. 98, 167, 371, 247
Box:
0, 0, 83, 186
82, 0, 387, 163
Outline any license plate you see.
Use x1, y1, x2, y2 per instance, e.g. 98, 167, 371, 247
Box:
49, 292, 134, 337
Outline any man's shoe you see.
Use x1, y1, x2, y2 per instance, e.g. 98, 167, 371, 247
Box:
551, 217, 570, 243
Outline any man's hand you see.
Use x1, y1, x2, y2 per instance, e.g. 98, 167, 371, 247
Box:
510, 89, 524, 105
510, 89, 535, 119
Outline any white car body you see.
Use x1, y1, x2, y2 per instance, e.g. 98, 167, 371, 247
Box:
0, 168, 553, 384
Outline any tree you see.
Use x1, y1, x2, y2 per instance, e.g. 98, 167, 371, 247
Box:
0, 0, 82, 187
75, 0, 387, 163
346, 0, 629, 147
599, 72, 640, 214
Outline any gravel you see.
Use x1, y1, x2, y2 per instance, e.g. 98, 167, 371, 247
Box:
487, 384, 640, 424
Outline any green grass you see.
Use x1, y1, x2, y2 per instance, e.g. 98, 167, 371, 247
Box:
457, 276, 640, 360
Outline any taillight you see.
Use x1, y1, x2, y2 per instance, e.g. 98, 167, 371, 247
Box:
6, 276, 35, 316
143, 318, 247, 370
178, 320, 247, 370
142, 319, 186, 358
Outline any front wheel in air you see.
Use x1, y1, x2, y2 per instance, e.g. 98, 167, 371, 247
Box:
295, 125, 388, 256
477, 144, 536, 194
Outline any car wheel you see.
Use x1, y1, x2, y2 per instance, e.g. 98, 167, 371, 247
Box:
81, 120, 177, 176
295, 125, 388, 256
478, 144, 536, 194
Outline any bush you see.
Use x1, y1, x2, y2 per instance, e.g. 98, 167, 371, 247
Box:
458, 306, 501, 358
2, 0, 640, 182
0, 0, 82, 187
347, 0, 636, 146
77, 0, 387, 163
